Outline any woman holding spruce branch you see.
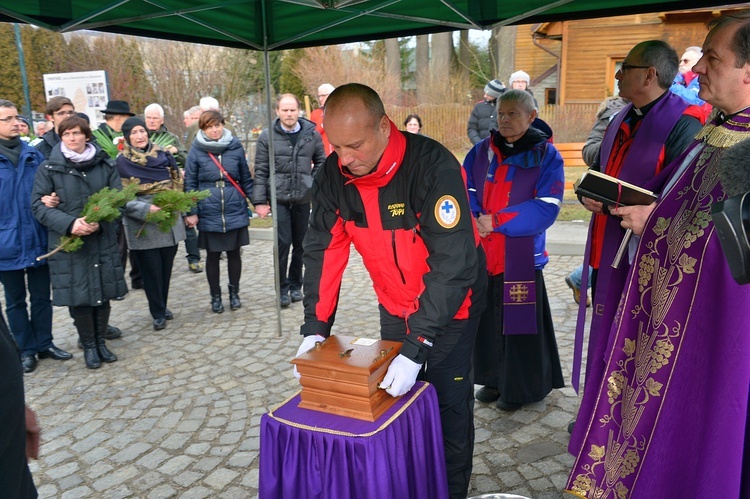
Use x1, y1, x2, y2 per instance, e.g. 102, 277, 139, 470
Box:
184, 111, 252, 313
31, 115, 126, 369
116, 117, 186, 332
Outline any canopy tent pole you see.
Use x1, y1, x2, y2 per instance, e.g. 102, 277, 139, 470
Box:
262, 0, 283, 338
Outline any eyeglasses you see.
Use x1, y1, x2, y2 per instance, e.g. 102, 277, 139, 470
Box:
619, 63, 651, 72
0, 115, 21, 123
54, 110, 76, 117
61, 131, 84, 138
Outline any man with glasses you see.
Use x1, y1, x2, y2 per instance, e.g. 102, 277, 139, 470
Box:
0, 99, 72, 373
568, 12, 750, 494
670, 45, 706, 106
34, 96, 76, 159
568, 40, 703, 437
309, 83, 335, 155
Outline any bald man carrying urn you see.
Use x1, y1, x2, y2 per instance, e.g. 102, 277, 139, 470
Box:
294, 83, 487, 499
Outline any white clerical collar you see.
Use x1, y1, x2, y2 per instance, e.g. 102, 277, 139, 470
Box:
633, 107, 643, 116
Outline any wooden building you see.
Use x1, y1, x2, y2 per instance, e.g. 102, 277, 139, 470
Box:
514, 7, 747, 106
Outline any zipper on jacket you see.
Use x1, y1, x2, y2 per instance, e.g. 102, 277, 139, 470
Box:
219, 155, 227, 232
391, 230, 406, 285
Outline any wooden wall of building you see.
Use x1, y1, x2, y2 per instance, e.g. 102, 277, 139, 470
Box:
514, 11, 716, 105
511, 24, 558, 86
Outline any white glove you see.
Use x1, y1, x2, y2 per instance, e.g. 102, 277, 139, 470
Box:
293, 334, 326, 379
379, 354, 422, 397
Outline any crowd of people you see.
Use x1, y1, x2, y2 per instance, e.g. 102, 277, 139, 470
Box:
3, 10, 750, 498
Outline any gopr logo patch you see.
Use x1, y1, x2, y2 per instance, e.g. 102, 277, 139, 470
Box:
435, 195, 460, 229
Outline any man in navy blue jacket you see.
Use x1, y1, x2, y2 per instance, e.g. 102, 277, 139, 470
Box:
0, 100, 71, 373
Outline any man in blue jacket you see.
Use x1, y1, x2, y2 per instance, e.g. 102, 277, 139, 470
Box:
0, 100, 71, 373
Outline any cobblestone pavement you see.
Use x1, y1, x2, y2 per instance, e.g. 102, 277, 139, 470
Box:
25, 233, 591, 498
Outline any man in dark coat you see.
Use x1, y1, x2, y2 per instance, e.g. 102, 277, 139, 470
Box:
467, 79, 505, 145
0, 304, 39, 498
252, 93, 326, 307
33, 96, 75, 160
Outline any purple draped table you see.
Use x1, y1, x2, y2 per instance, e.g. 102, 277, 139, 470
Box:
259, 381, 448, 499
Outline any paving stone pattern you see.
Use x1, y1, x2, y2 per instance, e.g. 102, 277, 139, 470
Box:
25, 231, 591, 498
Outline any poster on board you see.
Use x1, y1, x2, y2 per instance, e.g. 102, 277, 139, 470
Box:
43, 70, 109, 127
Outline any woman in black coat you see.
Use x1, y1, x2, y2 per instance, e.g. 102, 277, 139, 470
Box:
31, 115, 126, 369
184, 110, 252, 313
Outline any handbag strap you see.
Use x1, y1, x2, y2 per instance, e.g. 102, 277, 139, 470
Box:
208, 152, 246, 198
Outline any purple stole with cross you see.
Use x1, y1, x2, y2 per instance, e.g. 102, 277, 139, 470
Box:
473, 137, 545, 335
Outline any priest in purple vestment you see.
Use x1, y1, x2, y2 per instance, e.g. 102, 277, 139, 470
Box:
569, 40, 702, 445
567, 11, 750, 498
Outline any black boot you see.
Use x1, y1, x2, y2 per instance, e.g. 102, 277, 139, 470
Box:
211, 289, 224, 313
71, 306, 100, 369
94, 304, 118, 363
228, 284, 241, 311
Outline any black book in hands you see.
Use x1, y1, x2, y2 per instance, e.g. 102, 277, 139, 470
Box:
574, 169, 657, 207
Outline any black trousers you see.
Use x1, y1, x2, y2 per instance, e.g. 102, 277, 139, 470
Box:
380, 307, 479, 499
474, 271, 564, 404
0, 265, 53, 356
118, 224, 141, 286
130, 245, 178, 320
0, 307, 37, 498
276, 202, 309, 295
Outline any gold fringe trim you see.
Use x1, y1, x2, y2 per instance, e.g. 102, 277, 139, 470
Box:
696, 112, 750, 148
267, 382, 431, 437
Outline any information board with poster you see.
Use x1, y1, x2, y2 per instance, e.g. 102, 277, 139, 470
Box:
43, 70, 109, 127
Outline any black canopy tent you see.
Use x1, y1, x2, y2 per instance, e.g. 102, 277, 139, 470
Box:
3, 0, 746, 336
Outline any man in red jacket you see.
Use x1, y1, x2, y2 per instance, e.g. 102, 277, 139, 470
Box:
294, 83, 487, 499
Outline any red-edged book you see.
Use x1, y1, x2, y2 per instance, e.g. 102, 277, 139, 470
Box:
574, 169, 657, 207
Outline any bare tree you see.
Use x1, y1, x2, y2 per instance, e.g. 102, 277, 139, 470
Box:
385, 38, 402, 101
430, 32, 456, 73
494, 26, 517, 83
458, 31, 470, 80
293, 45, 401, 107
139, 39, 262, 137
415, 35, 429, 104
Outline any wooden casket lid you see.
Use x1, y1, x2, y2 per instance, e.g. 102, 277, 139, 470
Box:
291, 335, 401, 376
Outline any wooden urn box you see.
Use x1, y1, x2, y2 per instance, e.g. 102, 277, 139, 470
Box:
291, 335, 402, 422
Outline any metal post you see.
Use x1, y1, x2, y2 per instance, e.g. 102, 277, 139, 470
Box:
261, 0, 283, 338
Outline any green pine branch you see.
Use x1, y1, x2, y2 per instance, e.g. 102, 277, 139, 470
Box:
137, 189, 210, 236
37, 183, 140, 260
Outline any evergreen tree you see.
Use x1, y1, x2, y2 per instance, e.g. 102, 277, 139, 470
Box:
278, 49, 307, 100
0, 24, 24, 108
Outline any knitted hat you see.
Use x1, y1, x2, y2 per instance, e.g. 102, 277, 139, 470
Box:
121, 117, 148, 145
509, 70, 531, 87
484, 79, 505, 99
17, 115, 31, 129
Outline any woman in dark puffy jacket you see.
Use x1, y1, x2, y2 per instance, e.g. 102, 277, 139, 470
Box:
184, 111, 252, 313
31, 115, 125, 370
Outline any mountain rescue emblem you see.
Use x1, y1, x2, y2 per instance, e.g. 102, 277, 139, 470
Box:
435, 195, 460, 229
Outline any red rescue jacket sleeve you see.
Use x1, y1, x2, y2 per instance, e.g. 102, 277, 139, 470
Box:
300, 160, 352, 337
401, 155, 484, 364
